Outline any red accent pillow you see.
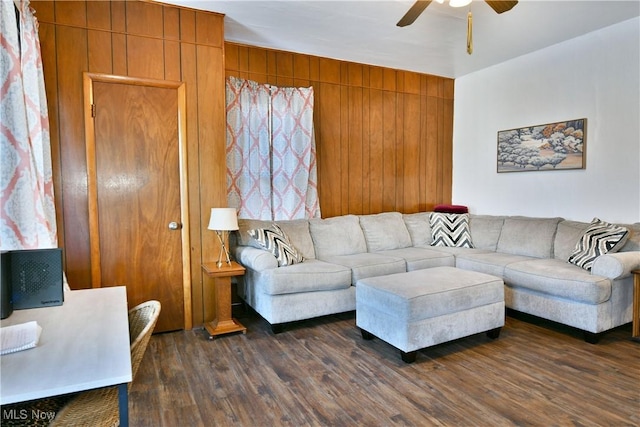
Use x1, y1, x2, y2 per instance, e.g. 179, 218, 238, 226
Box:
434, 204, 468, 214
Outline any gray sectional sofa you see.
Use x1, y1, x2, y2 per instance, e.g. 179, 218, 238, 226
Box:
231, 212, 640, 341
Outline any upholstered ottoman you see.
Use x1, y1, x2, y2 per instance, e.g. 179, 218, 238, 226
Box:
356, 266, 505, 363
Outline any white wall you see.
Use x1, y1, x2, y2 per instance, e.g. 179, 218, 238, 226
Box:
453, 17, 639, 224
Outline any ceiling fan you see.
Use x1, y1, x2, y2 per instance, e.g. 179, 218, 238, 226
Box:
397, 0, 519, 54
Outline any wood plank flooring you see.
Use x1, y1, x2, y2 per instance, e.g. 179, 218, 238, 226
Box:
130, 309, 639, 426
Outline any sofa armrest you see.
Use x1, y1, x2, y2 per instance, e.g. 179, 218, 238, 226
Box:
235, 246, 278, 272
591, 251, 640, 280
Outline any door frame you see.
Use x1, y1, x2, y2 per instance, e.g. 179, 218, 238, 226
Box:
82, 72, 192, 329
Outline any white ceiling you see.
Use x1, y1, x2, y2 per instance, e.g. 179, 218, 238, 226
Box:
160, 0, 640, 78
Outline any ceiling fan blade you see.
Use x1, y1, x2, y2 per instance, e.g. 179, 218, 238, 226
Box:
485, 0, 518, 14
397, 0, 432, 27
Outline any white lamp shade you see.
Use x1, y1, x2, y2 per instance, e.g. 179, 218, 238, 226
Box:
207, 208, 239, 231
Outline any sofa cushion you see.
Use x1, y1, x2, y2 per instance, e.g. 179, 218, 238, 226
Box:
568, 218, 630, 271
504, 258, 612, 305
260, 259, 352, 295
375, 247, 455, 271
425, 246, 493, 257
324, 253, 406, 284
359, 212, 412, 252
403, 212, 432, 247
497, 216, 562, 258
554, 220, 589, 261
248, 224, 304, 267
309, 215, 367, 259
455, 251, 536, 278
619, 223, 640, 252
429, 213, 473, 248
238, 218, 316, 259
469, 215, 505, 251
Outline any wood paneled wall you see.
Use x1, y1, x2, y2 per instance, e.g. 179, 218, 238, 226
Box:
225, 43, 454, 218
32, 0, 226, 327
30, 0, 454, 327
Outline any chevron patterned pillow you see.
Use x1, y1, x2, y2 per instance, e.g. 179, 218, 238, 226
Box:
429, 212, 474, 248
568, 218, 629, 270
248, 223, 304, 267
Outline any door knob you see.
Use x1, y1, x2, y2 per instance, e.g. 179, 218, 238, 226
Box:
168, 221, 182, 230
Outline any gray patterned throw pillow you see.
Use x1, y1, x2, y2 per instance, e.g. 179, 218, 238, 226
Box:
248, 223, 304, 267
429, 212, 474, 248
568, 218, 629, 271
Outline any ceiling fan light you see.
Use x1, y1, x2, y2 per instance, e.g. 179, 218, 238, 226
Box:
449, 0, 472, 7
434, 0, 445, 3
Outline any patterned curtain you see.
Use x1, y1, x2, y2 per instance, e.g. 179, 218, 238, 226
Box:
226, 77, 272, 220
0, 0, 57, 250
270, 86, 320, 220
226, 76, 320, 220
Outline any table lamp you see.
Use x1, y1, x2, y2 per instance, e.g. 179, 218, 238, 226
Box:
207, 208, 239, 268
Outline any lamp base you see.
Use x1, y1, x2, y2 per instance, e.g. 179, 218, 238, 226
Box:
216, 231, 232, 268
216, 261, 232, 269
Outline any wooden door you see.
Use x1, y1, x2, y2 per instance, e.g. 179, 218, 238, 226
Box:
83, 73, 191, 332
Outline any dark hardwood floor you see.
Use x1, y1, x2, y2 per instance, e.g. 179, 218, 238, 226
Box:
130, 308, 639, 426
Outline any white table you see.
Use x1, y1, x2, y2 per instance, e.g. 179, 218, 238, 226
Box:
1, 286, 132, 426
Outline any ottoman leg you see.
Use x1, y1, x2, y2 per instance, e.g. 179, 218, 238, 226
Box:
486, 327, 502, 339
401, 350, 417, 364
360, 328, 375, 340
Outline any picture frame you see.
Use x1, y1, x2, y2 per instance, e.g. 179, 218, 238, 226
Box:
497, 118, 586, 173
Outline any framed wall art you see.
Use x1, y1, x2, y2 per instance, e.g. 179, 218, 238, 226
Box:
497, 118, 586, 173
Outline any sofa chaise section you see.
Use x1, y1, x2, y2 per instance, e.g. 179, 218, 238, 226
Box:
234, 218, 353, 332
239, 258, 355, 333
502, 219, 640, 340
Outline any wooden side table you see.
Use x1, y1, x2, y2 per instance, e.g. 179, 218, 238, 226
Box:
202, 261, 246, 339
632, 269, 640, 342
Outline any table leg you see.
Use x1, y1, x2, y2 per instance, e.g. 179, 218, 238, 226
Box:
204, 276, 246, 338
118, 383, 129, 427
